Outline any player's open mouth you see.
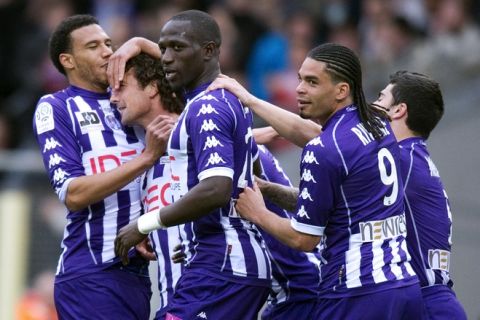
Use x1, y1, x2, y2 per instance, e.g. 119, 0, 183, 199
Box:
164, 70, 177, 81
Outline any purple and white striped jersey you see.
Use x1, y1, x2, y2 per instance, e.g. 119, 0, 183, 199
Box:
399, 137, 454, 288
141, 155, 190, 314
256, 145, 322, 305
32, 85, 144, 282
167, 83, 271, 286
291, 105, 418, 298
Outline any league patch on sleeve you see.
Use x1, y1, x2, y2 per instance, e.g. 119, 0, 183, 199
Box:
35, 102, 55, 134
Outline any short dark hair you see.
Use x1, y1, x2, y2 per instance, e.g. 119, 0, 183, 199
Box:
308, 43, 387, 140
49, 14, 99, 75
125, 53, 184, 114
389, 71, 444, 139
170, 10, 221, 48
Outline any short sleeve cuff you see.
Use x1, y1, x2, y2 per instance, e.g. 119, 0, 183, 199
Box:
290, 217, 325, 236
198, 167, 234, 181
58, 177, 75, 204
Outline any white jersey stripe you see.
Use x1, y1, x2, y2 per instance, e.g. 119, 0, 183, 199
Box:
220, 215, 247, 276
388, 238, 404, 280
371, 242, 388, 284
85, 211, 98, 265
242, 219, 269, 279
345, 233, 362, 288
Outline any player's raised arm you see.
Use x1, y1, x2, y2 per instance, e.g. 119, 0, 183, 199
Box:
108, 37, 161, 90
208, 74, 322, 147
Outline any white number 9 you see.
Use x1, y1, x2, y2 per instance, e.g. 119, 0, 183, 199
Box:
378, 148, 398, 206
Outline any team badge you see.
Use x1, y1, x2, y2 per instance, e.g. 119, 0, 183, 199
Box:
35, 102, 55, 134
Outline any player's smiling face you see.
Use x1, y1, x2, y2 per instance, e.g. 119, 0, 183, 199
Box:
296, 58, 338, 125
110, 69, 153, 127
67, 24, 113, 92
158, 20, 205, 92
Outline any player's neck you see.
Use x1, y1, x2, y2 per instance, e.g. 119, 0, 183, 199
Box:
68, 75, 108, 94
392, 122, 416, 142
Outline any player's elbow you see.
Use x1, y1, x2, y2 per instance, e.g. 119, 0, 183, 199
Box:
201, 176, 232, 208
65, 192, 88, 211
289, 232, 320, 252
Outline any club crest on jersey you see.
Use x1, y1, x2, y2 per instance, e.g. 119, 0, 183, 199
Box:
302, 151, 319, 164
35, 102, 55, 134
200, 119, 220, 133
43, 137, 62, 153
205, 152, 226, 166
297, 205, 310, 219
301, 169, 317, 183
104, 113, 122, 131
196, 103, 219, 116
203, 136, 224, 150
75, 110, 104, 134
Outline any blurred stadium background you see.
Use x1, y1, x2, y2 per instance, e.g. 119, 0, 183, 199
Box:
0, 0, 479, 319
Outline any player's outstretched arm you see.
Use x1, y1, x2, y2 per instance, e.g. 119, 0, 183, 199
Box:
114, 176, 232, 264
108, 37, 161, 90
252, 126, 279, 145
208, 75, 322, 147
255, 176, 299, 212
65, 115, 174, 211
236, 183, 320, 251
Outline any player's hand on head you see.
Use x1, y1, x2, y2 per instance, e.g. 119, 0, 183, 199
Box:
235, 182, 266, 224
207, 74, 254, 106
107, 37, 142, 90
135, 237, 156, 261
171, 243, 187, 264
115, 221, 147, 265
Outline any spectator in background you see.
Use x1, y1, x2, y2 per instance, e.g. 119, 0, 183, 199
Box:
15, 271, 57, 320
410, 0, 480, 86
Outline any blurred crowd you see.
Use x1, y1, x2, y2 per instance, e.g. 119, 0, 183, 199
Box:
1, 0, 480, 152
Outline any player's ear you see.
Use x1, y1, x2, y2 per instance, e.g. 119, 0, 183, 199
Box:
203, 41, 217, 61
146, 82, 159, 99
391, 102, 407, 120
59, 53, 75, 72
335, 82, 350, 101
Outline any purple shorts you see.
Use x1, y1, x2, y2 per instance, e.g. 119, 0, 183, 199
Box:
422, 285, 467, 320
54, 267, 151, 320
165, 270, 269, 320
261, 298, 318, 320
316, 284, 424, 320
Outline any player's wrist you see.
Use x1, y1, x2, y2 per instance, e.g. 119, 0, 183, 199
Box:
137, 209, 167, 234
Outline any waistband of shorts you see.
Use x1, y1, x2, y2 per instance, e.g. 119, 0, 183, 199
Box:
107, 256, 150, 277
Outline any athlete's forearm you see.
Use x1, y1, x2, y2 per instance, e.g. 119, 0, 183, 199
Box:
159, 176, 232, 226
133, 37, 161, 58
65, 152, 157, 211
248, 96, 321, 147
259, 180, 299, 212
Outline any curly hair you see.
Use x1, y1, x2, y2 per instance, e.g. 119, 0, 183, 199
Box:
49, 14, 98, 75
125, 53, 184, 114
